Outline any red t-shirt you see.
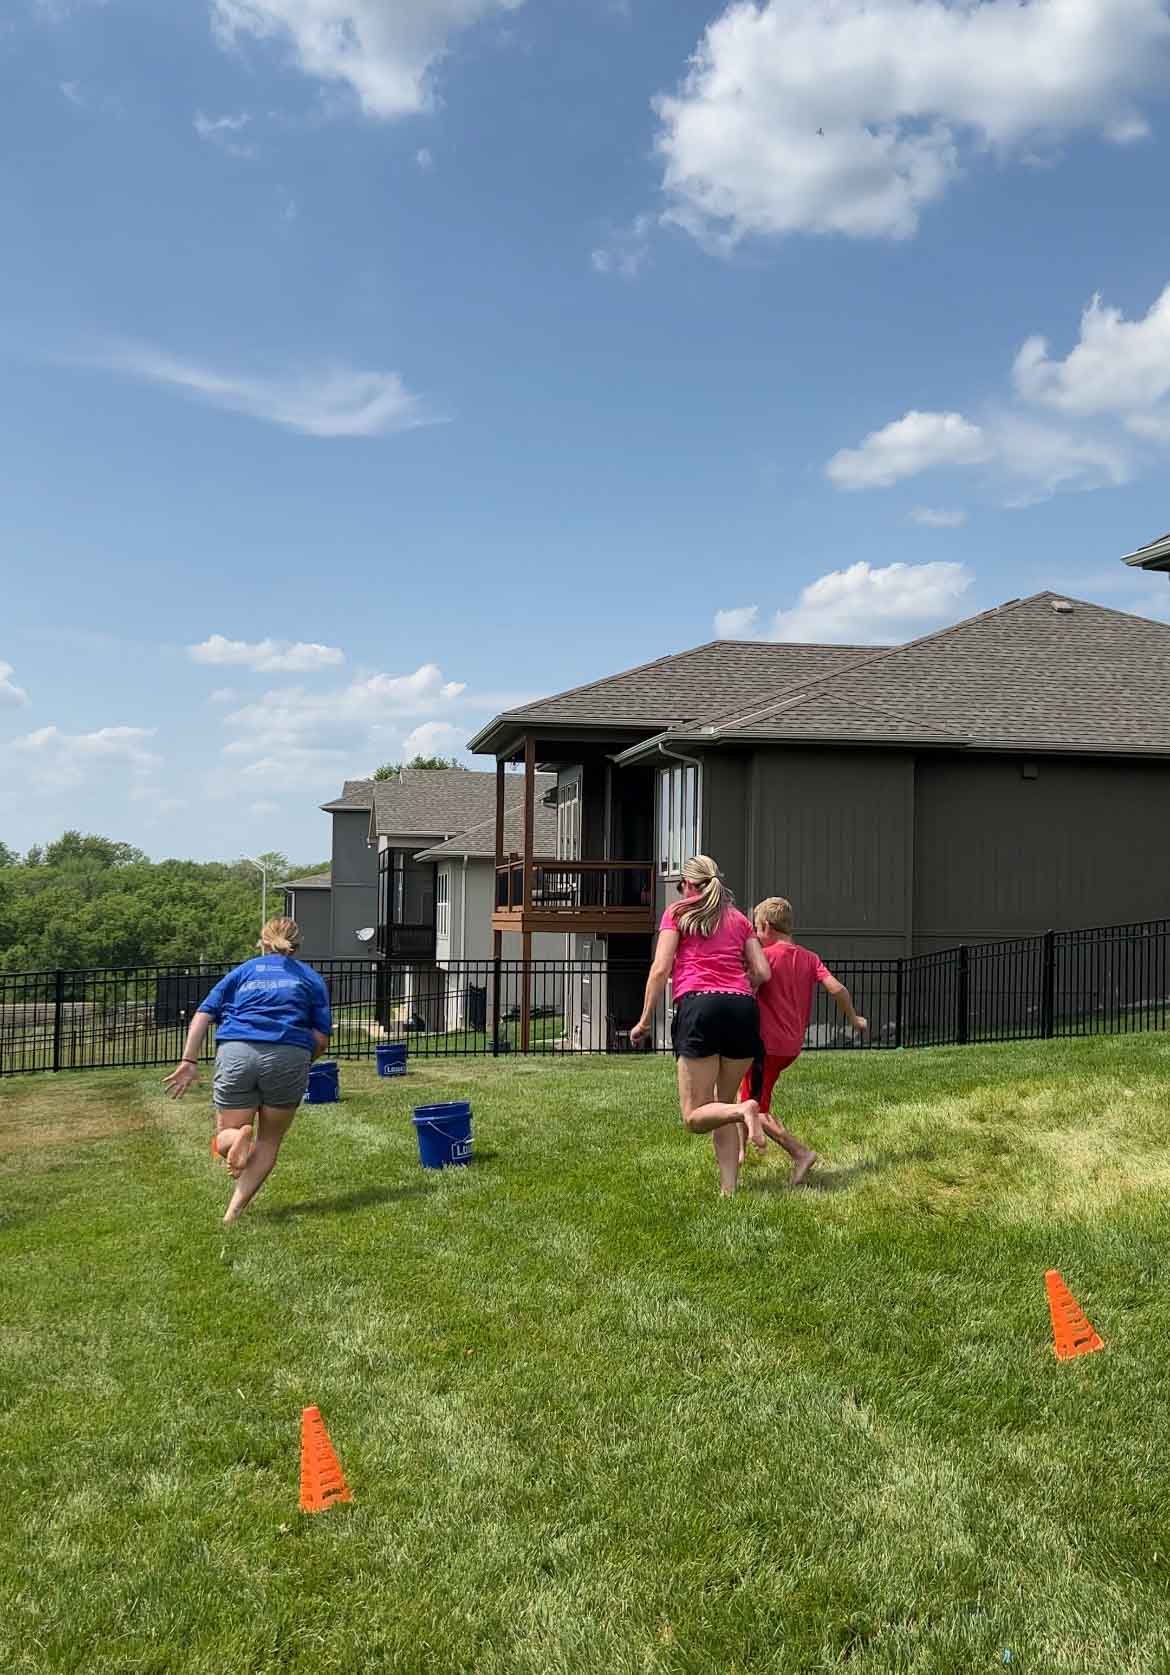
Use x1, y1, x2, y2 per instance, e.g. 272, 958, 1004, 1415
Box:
659, 903, 755, 1002
756, 941, 830, 1057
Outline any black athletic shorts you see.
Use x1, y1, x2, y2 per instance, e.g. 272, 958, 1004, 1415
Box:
672, 992, 762, 1061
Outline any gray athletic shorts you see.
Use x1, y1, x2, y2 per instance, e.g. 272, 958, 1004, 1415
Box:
212, 1041, 312, 1112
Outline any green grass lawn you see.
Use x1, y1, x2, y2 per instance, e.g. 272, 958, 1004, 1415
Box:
3, 1036, 1170, 1674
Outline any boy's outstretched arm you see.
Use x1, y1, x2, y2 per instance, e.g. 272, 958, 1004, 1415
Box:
821, 974, 867, 1035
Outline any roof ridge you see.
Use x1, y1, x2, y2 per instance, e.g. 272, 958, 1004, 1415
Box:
494, 637, 865, 723
695, 593, 1049, 736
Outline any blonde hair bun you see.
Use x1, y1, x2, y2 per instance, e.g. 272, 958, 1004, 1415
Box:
259, 916, 301, 956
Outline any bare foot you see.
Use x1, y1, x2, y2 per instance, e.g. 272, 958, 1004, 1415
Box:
740, 1099, 766, 1154
225, 1129, 254, 1178
736, 1121, 746, 1167
789, 1147, 818, 1187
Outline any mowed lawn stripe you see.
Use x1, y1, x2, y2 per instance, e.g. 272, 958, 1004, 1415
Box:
2, 1039, 1170, 1672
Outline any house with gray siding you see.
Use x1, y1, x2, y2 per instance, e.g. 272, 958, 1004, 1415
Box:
470, 593, 1170, 1037
282, 778, 378, 962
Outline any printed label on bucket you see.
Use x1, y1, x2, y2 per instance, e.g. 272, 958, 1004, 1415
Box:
451, 1138, 472, 1161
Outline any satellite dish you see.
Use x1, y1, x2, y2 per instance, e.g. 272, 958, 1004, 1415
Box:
355, 927, 376, 944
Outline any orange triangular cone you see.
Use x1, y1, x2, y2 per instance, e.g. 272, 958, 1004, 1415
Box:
299, 1406, 353, 1513
1045, 1270, 1104, 1361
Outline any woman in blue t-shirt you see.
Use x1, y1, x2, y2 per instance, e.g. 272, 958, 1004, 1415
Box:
165, 917, 332, 1225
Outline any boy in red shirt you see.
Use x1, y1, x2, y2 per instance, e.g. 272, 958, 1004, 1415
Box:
738, 896, 868, 1183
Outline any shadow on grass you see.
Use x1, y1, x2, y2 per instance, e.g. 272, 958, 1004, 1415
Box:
750, 1143, 937, 1195
263, 1184, 429, 1220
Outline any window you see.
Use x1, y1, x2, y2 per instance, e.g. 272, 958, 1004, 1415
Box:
657, 762, 701, 875
556, 779, 581, 861
436, 868, 450, 939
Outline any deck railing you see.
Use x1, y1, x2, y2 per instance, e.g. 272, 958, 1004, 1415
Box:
494, 858, 654, 914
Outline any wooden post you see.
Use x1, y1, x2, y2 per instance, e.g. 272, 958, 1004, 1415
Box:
495, 759, 506, 877
522, 736, 536, 912
521, 738, 536, 1053
491, 759, 506, 1055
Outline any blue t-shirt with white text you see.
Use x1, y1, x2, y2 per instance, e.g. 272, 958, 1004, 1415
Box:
198, 955, 332, 1050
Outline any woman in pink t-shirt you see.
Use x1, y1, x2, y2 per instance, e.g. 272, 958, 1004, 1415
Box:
630, 855, 770, 1195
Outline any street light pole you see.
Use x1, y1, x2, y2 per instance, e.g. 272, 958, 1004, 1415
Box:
244, 856, 268, 936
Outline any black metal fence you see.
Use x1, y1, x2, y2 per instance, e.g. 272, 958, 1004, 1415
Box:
0, 918, 1167, 1078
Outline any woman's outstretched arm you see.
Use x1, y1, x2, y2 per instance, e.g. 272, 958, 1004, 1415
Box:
630, 928, 679, 1045
164, 1010, 213, 1098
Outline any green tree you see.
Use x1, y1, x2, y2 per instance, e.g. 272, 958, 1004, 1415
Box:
372, 762, 400, 780
0, 841, 16, 868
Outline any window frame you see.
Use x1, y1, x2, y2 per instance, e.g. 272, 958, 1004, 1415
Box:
657, 762, 702, 876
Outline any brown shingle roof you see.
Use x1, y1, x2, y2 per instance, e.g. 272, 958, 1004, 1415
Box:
667, 593, 1170, 755
320, 778, 375, 813
1122, 530, 1170, 572
371, 768, 555, 840
415, 798, 558, 861
468, 640, 865, 749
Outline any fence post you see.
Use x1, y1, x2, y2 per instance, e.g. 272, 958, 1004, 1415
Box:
894, 957, 904, 1050
52, 969, 65, 1073
1041, 928, 1056, 1039
956, 946, 969, 1046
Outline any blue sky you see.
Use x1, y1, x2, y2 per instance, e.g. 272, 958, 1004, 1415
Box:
3, 0, 1170, 863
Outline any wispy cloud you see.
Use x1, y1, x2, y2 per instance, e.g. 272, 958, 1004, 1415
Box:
194, 110, 256, 157
189, 636, 345, 674
91, 344, 442, 438
415, 147, 434, 171
591, 214, 653, 279
910, 506, 967, 528
10, 724, 159, 791
0, 662, 29, 707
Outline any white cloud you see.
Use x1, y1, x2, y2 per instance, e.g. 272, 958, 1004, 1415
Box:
0, 662, 29, 707
60, 80, 83, 105
825, 279, 1170, 506
910, 506, 967, 528
714, 605, 761, 638
95, 344, 439, 438
212, 0, 525, 120
402, 719, 467, 758
827, 412, 991, 490
831, 407, 1130, 501
189, 635, 345, 673
1012, 285, 1170, 438
770, 561, 972, 645
208, 686, 241, 704
194, 110, 256, 156
415, 147, 434, 170
9, 725, 159, 791
220, 662, 470, 771
653, 0, 1170, 247
591, 214, 653, 279
250, 799, 281, 816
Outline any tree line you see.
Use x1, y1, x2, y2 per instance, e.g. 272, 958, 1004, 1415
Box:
0, 833, 327, 974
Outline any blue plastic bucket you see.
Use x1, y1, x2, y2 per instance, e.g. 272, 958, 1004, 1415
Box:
304, 1060, 339, 1105
376, 1043, 408, 1078
412, 1101, 472, 1169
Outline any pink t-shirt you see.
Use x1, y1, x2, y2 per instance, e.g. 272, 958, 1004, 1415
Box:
756, 941, 830, 1057
659, 903, 755, 1002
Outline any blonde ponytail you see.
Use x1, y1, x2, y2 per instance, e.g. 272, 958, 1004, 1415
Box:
673, 855, 729, 939
259, 916, 301, 956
